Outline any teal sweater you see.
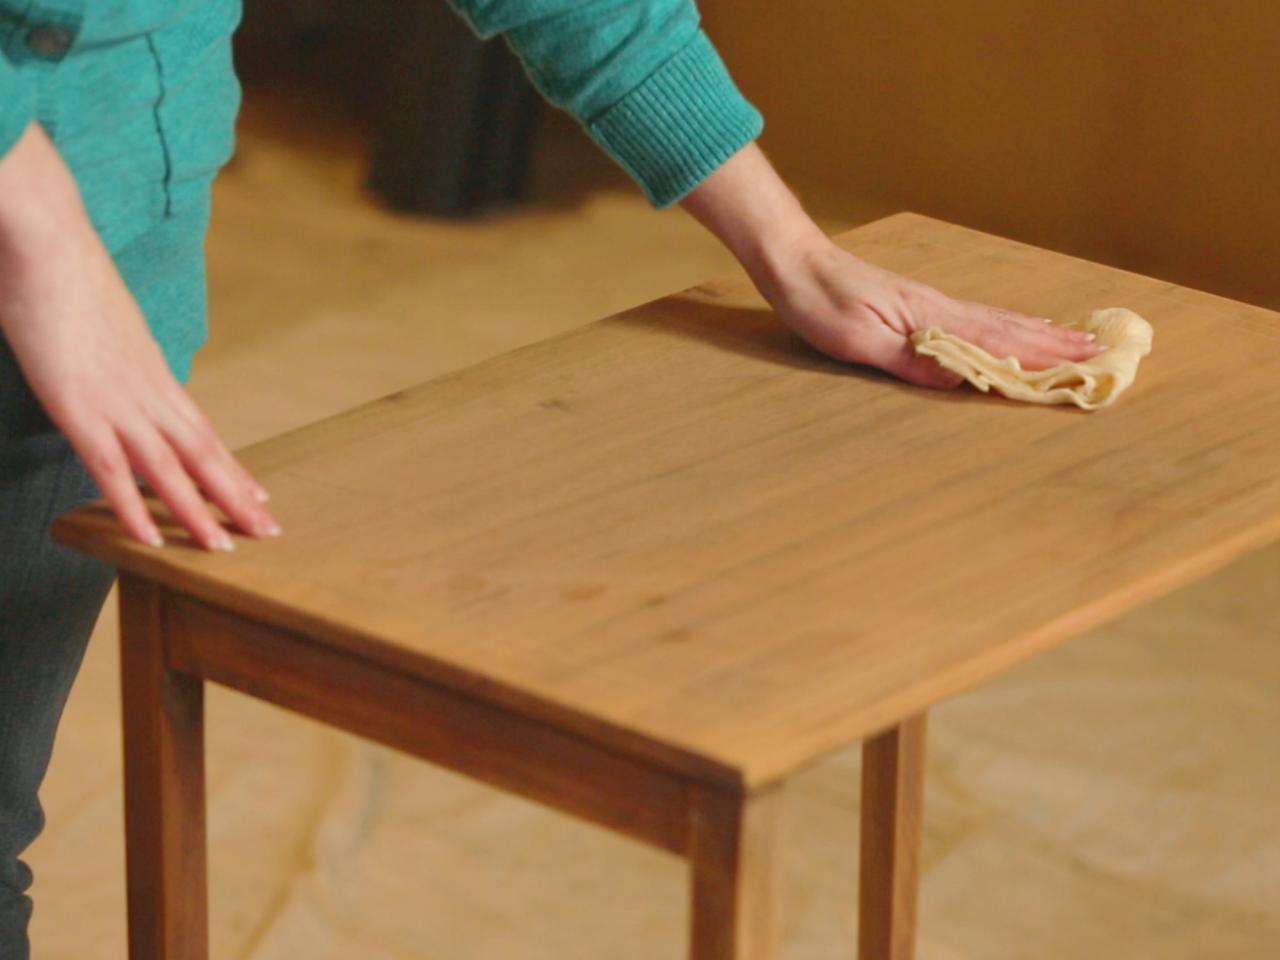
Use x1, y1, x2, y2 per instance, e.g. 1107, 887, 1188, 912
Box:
0, 0, 761, 218
0, 1, 760, 380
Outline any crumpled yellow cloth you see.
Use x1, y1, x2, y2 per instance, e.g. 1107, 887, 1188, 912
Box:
911, 307, 1154, 410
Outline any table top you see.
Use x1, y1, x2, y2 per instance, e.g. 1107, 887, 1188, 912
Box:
54, 212, 1280, 788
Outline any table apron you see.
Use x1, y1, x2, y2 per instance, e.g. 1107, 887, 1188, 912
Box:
160, 591, 693, 855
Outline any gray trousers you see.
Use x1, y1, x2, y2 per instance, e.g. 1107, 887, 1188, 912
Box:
0, 340, 117, 960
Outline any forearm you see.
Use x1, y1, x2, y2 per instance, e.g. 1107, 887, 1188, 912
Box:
0, 123, 93, 280
0, 123, 278, 551
0, 123, 103, 339
678, 142, 830, 299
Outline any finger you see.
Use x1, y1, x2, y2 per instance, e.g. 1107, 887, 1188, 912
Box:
1012, 314, 1102, 353
150, 389, 273, 504
845, 324, 966, 390
61, 420, 164, 547
118, 422, 235, 551
973, 304, 1096, 342
170, 394, 272, 504
159, 410, 280, 538
947, 304, 1105, 371
954, 302, 1100, 354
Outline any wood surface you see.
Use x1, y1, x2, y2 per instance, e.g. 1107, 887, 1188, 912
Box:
118, 577, 208, 960
54, 212, 1280, 788
859, 716, 928, 960
164, 593, 691, 853
688, 784, 784, 959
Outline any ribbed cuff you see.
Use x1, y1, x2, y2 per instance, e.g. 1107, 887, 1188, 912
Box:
587, 29, 763, 209
0, 55, 34, 161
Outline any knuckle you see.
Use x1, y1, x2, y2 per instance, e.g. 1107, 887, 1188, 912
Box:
993, 313, 1017, 334
88, 449, 126, 481
156, 393, 214, 446
187, 405, 218, 440
79, 438, 126, 481
172, 390, 204, 421
902, 283, 947, 314
147, 465, 192, 504
187, 421, 224, 460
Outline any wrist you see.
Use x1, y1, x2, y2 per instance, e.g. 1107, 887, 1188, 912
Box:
0, 122, 90, 272
680, 141, 831, 299
739, 216, 836, 306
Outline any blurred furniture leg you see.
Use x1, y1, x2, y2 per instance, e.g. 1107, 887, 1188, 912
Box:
368, 2, 537, 216
859, 715, 928, 960
689, 783, 785, 959
119, 577, 208, 960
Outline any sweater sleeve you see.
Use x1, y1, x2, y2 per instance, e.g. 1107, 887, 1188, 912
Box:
445, 0, 762, 208
0, 52, 35, 160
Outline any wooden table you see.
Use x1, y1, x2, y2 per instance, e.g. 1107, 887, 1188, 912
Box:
53, 213, 1280, 959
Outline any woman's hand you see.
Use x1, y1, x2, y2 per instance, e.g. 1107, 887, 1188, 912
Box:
0, 122, 279, 551
680, 143, 1103, 385
758, 239, 1102, 388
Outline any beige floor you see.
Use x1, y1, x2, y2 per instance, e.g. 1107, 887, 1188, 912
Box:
27, 93, 1280, 959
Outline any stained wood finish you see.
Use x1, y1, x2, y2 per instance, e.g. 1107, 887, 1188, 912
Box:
859, 716, 928, 960
164, 594, 691, 854
688, 784, 784, 959
53, 212, 1280, 792
118, 577, 208, 960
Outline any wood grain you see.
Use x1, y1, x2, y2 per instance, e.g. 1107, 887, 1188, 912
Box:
859, 716, 928, 960
54, 212, 1280, 788
118, 577, 208, 960
165, 593, 691, 853
688, 784, 784, 959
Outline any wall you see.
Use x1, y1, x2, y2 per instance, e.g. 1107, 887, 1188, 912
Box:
704, 1, 1280, 306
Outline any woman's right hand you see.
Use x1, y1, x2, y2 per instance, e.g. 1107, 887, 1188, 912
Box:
0, 122, 279, 551
681, 143, 1104, 385
757, 238, 1104, 388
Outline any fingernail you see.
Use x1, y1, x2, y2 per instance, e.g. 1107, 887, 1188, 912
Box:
214, 536, 235, 552
255, 488, 271, 503
263, 522, 282, 537
146, 532, 164, 548
1042, 318, 1054, 324
1084, 333, 1097, 341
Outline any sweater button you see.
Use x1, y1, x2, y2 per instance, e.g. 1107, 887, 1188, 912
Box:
25, 24, 74, 60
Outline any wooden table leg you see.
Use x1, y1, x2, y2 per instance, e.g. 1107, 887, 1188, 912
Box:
688, 782, 785, 959
119, 577, 208, 960
858, 713, 928, 960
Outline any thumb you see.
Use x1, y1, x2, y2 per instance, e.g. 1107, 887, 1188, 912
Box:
846, 325, 966, 391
